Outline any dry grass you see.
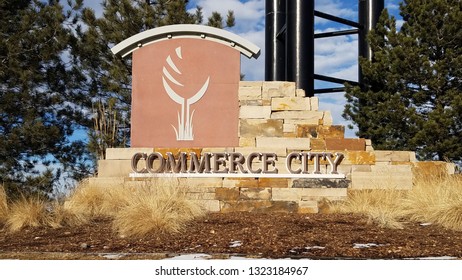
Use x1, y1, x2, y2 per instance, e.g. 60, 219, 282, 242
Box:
1, 179, 204, 236
113, 186, 204, 238
330, 189, 406, 229
58, 180, 204, 237
330, 174, 462, 230
5, 196, 48, 232
0, 186, 8, 225
401, 174, 462, 231
63, 182, 131, 220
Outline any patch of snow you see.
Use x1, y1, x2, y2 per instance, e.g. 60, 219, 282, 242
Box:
100, 253, 127, 260
353, 243, 386, 249
305, 246, 326, 250
408, 256, 457, 260
229, 240, 242, 248
420, 222, 433, 226
168, 254, 212, 260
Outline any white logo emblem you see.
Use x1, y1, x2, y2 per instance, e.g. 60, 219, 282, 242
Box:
162, 47, 210, 141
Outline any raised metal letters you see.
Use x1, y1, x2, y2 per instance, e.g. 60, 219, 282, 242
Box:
132, 151, 344, 176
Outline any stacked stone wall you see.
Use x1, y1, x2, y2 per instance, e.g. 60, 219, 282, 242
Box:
92, 81, 456, 213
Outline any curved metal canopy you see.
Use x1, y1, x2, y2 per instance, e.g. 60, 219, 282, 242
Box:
111, 24, 261, 59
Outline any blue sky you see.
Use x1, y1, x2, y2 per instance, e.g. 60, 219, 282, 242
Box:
83, 0, 403, 137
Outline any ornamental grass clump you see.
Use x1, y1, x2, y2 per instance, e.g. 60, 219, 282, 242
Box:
5, 196, 48, 232
330, 173, 462, 231
402, 174, 462, 231
63, 181, 133, 221
113, 185, 204, 238
331, 189, 407, 229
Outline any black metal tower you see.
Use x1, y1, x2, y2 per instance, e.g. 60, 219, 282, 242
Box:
265, 0, 384, 97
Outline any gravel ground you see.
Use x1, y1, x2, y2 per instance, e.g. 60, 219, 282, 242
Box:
1, 212, 461, 259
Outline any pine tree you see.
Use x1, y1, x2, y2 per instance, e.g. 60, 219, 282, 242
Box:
0, 0, 91, 197
72, 0, 235, 162
344, 0, 462, 162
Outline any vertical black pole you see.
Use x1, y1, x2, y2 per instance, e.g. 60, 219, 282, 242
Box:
265, 0, 286, 81
359, 0, 384, 84
286, 0, 314, 97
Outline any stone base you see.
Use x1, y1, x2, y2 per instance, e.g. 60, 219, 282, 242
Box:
89, 81, 456, 213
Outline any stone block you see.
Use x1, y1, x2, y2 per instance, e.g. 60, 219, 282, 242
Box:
197, 200, 221, 212
271, 111, 324, 122
106, 148, 155, 160
181, 178, 223, 188
256, 137, 310, 150
221, 200, 297, 213
186, 192, 216, 200
215, 187, 240, 201
274, 160, 289, 174
343, 151, 376, 164
239, 137, 256, 147
352, 165, 372, 172
299, 188, 348, 201
296, 89, 306, 97
240, 100, 263, 106
310, 139, 327, 151
283, 123, 295, 133
239, 81, 263, 87
337, 164, 353, 179
262, 81, 296, 98
351, 165, 413, 190
238, 83, 262, 100
240, 188, 272, 200
296, 125, 318, 138
412, 161, 455, 177
239, 119, 283, 137
317, 125, 345, 139
283, 132, 297, 138
272, 188, 300, 201
222, 178, 259, 188
297, 200, 319, 214
409, 152, 417, 162
234, 147, 287, 157
291, 179, 350, 189
239, 106, 271, 119
310, 97, 319, 111
374, 151, 411, 162
98, 159, 132, 177
325, 138, 366, 151
258, 178, 289, 188
184, 185, 217, 193
322, 111, 333, 125
271, 97, 311, 111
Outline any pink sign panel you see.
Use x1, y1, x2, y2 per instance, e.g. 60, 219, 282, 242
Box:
131, 38, 240, 147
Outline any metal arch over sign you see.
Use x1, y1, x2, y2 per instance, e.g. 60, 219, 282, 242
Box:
111, 24, 261, 148
111, 24, 261, 59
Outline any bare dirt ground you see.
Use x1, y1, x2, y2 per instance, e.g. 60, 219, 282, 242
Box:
1, 212, 461, 260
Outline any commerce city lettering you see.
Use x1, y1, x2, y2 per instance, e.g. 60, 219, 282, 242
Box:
131, 152, 344, 175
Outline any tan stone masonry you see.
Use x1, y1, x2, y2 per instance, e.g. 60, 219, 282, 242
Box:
93, 81, 456, 213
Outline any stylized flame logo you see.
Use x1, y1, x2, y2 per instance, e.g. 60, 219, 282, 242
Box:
162, 47, 210, 140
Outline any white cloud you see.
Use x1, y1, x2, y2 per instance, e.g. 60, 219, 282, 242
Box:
190, 0, 265, 33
